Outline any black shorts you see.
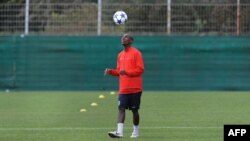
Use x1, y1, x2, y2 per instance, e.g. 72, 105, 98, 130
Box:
118, 92, 142, 110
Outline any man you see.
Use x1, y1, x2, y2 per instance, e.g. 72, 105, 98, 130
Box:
104, 33, 144, 138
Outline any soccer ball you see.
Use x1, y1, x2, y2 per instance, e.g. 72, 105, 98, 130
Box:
113, 11, 128, 25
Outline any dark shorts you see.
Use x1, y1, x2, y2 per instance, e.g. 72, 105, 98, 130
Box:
118, 92, 142, 110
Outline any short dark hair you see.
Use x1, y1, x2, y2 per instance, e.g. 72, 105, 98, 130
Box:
123, 33, 133, 42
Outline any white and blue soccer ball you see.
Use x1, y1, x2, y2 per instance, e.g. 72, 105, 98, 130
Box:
113, 11, 128, 25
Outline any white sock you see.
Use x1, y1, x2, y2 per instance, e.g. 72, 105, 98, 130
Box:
133, 125, 139, 135
117, 123, 124, 135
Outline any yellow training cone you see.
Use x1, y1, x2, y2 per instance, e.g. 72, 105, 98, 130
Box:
91, 102, 98, 106
99, 95, 105, 99
80, 108, 87, 112
110, 91, 116, 95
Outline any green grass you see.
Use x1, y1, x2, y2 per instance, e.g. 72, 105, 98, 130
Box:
0, 91, 250, 141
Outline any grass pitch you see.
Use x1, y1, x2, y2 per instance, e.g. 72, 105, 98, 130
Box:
0, 91, 250, 141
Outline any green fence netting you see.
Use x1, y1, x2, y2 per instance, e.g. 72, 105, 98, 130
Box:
0, 36, 250, 90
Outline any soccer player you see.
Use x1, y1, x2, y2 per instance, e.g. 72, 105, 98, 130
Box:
104, 33, 144, 138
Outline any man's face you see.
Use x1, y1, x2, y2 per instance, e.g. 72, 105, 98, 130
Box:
121, 34, 132, 46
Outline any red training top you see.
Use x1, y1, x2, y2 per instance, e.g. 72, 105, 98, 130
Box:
109, 46, 144, 94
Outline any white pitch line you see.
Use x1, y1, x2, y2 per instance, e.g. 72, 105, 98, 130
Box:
142, 126, 222, 129
0, 126, 222, 131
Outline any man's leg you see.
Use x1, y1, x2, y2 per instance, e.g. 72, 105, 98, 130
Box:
130, 92, 142, 138
132, 109, 139, 125
131, 110, 139, 137
108, 95, 127, 138
117, 108, 125, 135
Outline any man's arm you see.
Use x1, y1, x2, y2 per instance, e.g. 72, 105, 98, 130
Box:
126, 51, 144, 77
105, 68, 119, 76
104, 56, 120, 76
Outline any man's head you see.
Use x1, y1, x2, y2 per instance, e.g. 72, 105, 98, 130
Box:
121, 33, 133, 47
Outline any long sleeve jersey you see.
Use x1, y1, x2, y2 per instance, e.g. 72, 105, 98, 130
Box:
109, 46, 144, 94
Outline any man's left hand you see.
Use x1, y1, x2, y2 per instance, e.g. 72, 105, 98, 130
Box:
119, 70, 127, 75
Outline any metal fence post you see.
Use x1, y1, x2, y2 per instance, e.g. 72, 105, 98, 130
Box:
24, 0, 30, 35
237, 0, 241, 35
167, 0, 171, 35
97, 0, 102, 36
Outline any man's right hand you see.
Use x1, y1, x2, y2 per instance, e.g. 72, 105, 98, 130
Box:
104, 68, 111, 76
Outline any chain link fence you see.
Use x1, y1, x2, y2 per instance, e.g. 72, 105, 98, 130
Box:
0, 3, 249, 35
